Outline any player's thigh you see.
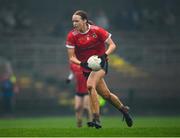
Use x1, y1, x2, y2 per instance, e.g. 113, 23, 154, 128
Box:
75, 95, 83, 109
87, 70, 105, 87
96, 79, 111, 98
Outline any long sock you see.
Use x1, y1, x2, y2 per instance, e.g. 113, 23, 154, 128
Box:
107, 93, 124, 111
88, 88, 100, 118
93, 113, 100, 122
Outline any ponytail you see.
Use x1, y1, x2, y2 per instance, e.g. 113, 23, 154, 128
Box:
87, 20, 94, 25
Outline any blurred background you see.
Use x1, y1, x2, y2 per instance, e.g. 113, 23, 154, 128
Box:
0, 0, 180, 117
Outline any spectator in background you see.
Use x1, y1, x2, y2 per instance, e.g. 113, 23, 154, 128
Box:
164, 10, 176, 30
95, 9, 110, 30
66, 62, 92, 127
114, 10, 132, 30
131, 9, 141, 30
0, 58, 19, 117
15, 10, 32, 29
51, 20, 66, 37
0, 6, 16, 32
141, 8, 152, 30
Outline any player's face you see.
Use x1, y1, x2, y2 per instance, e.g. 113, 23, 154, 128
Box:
72, 15, 86, 32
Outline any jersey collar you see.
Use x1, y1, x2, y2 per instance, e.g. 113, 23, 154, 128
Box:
79, 24, 91, 34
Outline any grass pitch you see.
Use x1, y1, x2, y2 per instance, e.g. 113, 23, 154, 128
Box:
0, 116, 180, 137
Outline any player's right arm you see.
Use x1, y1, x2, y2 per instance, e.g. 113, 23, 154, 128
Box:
66, 31, 90, 70
66, 32, 81, 65
67, 48, 81, 65
67, 47, 90, 70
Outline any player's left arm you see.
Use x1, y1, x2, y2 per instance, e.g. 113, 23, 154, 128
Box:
96, 26, 116, 56
67, 48, 81, 65
105, 37, 116, 56
98, 37, 116, 62
98, 36, 116, 68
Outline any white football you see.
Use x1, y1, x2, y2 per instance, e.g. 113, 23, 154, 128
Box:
87, 55, 102, 71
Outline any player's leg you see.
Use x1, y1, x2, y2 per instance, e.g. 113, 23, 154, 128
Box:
75, 95, 83, 127
82, 95, 92, 123
86, 70, 104, 128
96, 79, 123, 109
96, 78, 133, 127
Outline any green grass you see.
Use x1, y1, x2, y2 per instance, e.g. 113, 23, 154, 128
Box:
0, 116, 180, 137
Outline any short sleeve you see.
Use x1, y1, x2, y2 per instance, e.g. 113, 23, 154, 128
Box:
96, 27, 111, 42
66, 32, 75, 48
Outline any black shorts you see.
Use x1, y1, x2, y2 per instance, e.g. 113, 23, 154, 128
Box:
76, 93, 89, 97
83, 61, 108, 79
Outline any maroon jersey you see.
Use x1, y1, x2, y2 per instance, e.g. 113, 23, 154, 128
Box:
70, 62, 88, 94
66, 24, 111, 62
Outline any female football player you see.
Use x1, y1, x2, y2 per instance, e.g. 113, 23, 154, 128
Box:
65, 10, 133, 129
66, 62, 92, 127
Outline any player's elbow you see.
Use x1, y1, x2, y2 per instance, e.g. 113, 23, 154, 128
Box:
69, 56, 75, 63
69, 57, 73, 62
110, 43, 116, 52
112, 43, 116, 50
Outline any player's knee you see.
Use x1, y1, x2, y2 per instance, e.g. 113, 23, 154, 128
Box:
75, 106, 82, 112
87, 84, 95, 92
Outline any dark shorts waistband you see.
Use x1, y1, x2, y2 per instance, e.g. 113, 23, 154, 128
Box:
83, 61, 108, 79
76, 93, 89, 97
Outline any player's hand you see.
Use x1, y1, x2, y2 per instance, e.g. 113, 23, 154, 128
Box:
65, 79, 71, 84
80, 62, 92, 70
98, 54, 107, 68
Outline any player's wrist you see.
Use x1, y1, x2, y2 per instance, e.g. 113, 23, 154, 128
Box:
99, 53, 108, 59
80, 62, 85, 66
80, 61, 92, 70
104, 53, 108, 58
